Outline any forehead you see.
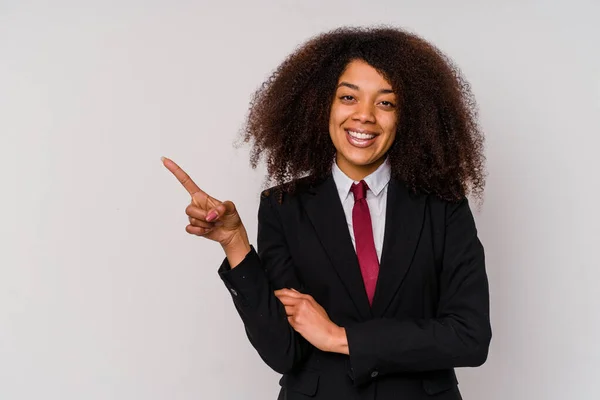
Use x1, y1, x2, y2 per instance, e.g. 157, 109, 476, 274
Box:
337, 59, 392, 89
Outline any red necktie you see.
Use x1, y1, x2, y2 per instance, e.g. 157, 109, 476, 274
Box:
350, 180, 380, 306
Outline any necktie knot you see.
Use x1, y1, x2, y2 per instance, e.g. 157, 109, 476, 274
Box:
350, 180, 369, 201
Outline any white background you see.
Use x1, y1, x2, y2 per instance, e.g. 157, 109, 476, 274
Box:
1, 1, 599, 399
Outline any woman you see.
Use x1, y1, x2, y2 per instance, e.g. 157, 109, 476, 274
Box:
163, 26, 491, 400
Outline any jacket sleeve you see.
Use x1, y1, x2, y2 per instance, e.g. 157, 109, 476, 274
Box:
218, 191, 311, 374
344, 198, 492, 386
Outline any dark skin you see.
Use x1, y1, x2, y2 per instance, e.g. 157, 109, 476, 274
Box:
162, 156, 347, 353
242, 26, 485, 203
164, 25, 487, 356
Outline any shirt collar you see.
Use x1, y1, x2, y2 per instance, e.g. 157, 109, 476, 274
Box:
332, 157, 391, 200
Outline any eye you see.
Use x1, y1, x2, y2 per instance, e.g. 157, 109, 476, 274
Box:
379, 100, 396, 108
339, 95, 355, 102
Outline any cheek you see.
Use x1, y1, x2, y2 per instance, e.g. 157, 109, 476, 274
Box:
329, 104, 351, 128
384, 133, 397, 150
379, 115, 398, 145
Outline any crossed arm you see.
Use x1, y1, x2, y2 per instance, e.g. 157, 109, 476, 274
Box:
219, 193, 491, 385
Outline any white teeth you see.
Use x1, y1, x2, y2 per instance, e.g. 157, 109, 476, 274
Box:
348, 130, 375, 140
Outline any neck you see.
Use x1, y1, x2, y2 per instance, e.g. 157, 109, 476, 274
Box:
336, 155, 385, 181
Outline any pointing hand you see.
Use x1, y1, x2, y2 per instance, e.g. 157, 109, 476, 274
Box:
162, 156, 244, 247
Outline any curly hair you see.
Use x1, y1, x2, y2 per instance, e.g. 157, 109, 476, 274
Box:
240, 26, 486, 203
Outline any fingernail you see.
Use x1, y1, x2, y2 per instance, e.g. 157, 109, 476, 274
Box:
161, 156, 166, 162
206, 211, 218, 222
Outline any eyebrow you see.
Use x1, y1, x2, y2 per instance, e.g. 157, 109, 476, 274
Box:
337, 82, 394, 94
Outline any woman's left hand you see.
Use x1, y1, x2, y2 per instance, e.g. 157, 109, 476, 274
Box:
274, 289, 348, 354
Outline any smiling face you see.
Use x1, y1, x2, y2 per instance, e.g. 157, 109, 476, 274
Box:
328, 59, 399, 181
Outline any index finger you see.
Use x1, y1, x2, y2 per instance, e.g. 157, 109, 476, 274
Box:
161, 157, 205, 198
274, 289, 304, 298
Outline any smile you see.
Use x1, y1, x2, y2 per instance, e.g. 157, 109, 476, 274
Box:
345, 129, 377, 148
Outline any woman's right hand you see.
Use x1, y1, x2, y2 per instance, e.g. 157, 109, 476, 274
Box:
161, 156, 246, 248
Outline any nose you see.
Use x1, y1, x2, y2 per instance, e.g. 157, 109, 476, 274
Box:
352, 102, 376, 124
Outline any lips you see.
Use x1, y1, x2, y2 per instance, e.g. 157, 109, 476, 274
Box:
345, 129, 377, 148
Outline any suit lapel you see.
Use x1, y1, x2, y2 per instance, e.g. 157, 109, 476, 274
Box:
301, 175, 372, 320
371, 179, 427, 316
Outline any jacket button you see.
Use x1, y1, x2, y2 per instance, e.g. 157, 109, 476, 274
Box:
371, 371, 379, 378
230, 289, 238, 297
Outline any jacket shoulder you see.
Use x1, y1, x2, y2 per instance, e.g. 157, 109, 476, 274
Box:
260, 174, 323, 203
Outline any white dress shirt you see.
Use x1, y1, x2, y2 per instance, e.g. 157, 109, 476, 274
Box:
331, 157, 391, 263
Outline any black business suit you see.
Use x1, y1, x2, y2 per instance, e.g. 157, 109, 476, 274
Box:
218, 173, 491, 399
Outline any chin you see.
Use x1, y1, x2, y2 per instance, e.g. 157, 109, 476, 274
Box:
342, 149, 378, 165
347, 157, 374, 167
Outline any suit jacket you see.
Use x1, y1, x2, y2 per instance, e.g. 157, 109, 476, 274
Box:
218, 173, 491, 400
